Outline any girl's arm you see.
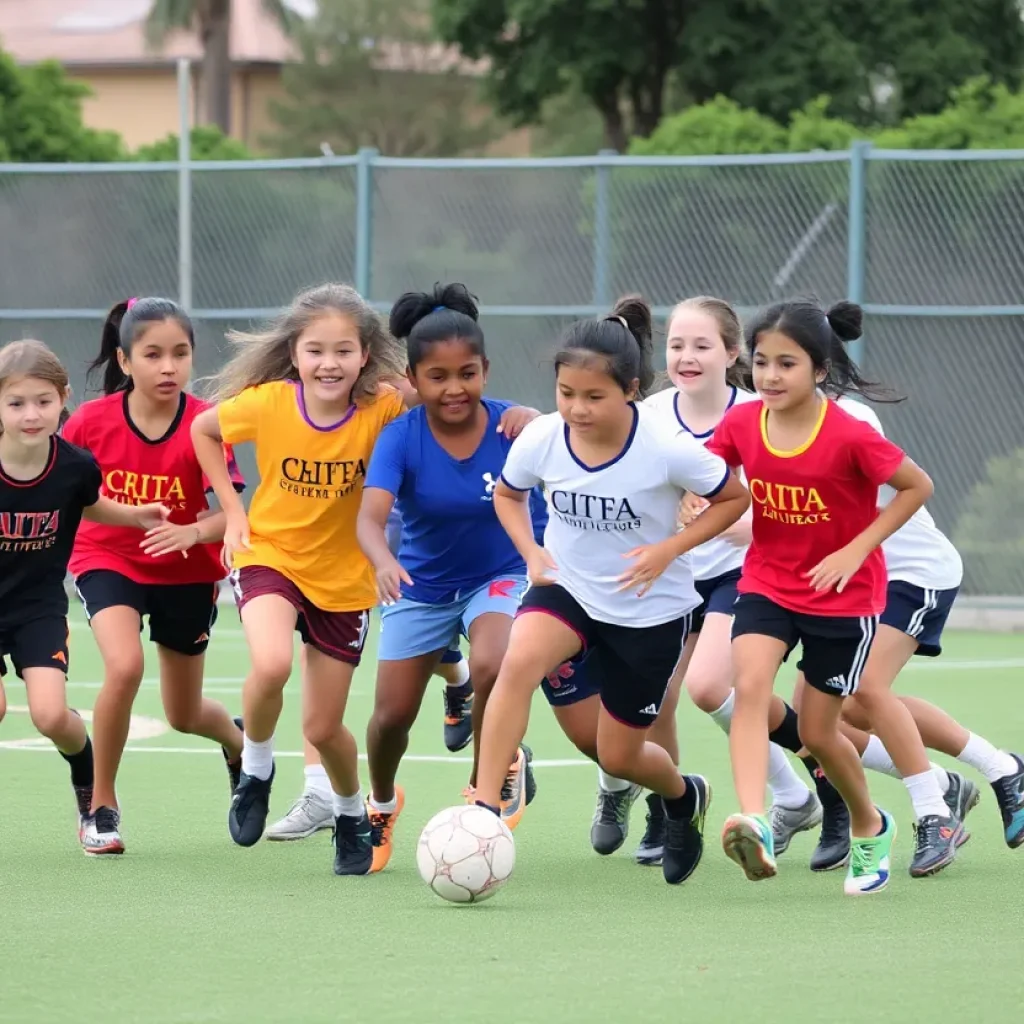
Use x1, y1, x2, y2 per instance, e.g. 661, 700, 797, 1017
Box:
83, 496, 169, 530
190, 407, 250, 565
807, 457, 932, 593
494, 482, 556, 584
356, 488, 412, 605
139, 510, 228, 558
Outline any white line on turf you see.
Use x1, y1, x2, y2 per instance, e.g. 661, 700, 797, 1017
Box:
0, 706, 169, 748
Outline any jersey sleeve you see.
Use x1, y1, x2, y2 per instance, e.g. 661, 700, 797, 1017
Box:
61, 407, 88, 449
376, 387, 406, 428
216, 386, 265, 445
499, 418, 546, 492
364, 417, 408, 496
665, 431, 731, 498
847, 417, 906, 486
79, 453, 102, 507
706, 408, 742, 468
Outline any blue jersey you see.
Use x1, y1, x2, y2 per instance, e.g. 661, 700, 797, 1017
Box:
365, 399, 547, 604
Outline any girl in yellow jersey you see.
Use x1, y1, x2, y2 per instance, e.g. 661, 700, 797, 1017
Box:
191, 283, 408, 876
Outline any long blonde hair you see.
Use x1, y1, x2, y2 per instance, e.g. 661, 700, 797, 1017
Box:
664, 295, 753, 391
0, 339, 71, 433
205, 283, 407, 404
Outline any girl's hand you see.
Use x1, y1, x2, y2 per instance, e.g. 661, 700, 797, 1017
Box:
525, 545, 558, 587
221, 512, 251, 571
140, 522, 202, 558
133, 503, 171, 531
375, 557, 413, 607
805, 543, 869, 593
497, 406, 540, 440
678, 493, 708, 528
617, 540, 675, 596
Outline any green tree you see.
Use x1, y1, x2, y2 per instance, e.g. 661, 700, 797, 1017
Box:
432, 0, 1024, 152
266, 0, 499, 157
134, 125, 255, 161
0, 55, 124, 162
145, 0, 297, 136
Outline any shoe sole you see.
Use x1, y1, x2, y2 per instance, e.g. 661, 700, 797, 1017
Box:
722, 817, 776, 881
265, 821, 333, 842
83, 842, 125, 857
810, 851, 851, 872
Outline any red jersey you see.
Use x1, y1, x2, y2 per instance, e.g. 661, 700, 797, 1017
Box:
63, 392, 244, 585
708, 398, 905, 617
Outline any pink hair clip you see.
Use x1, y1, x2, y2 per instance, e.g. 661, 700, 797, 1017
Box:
126, 297, 138, 310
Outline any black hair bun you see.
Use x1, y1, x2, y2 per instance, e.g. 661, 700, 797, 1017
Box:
390, 282, 479, 339
826, 301, 863, 343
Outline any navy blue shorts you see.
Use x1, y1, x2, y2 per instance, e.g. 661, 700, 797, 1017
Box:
541, 650, 600, 707
881, 581, 958, 657
692, 568, 742, 633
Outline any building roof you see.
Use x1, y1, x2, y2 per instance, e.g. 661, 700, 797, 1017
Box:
0, 0, 483, 72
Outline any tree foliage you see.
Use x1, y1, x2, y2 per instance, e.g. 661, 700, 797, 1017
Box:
133, 126, 255, 162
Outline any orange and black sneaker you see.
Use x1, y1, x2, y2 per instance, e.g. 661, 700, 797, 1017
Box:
368, 785, 405, 873
500, 744, 536, 831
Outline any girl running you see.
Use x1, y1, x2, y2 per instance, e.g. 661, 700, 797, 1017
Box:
711, 299, 933, 895
191, 282, 408, 877
0, 340, 167, 852
64, 298, 245, 855
473, 295, 750, 886
356, 283, 543, 871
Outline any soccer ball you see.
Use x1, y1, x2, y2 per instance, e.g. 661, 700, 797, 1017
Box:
417, 804, 516, 904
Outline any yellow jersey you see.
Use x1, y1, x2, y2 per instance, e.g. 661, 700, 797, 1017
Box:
217, 380, 404, 611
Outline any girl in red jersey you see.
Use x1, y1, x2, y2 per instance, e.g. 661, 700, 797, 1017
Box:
708, 299, 933, 896
0, 340, 168, 853
63, 298, 245, 856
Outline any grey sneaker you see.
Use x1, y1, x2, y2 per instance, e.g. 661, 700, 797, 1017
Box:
590, 782, 643, 855
942, 769, 980, 846
265, 790, 334, 841
770, 791, 823, 856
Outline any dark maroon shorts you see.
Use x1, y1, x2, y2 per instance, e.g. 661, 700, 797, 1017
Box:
231, 566, 370, 665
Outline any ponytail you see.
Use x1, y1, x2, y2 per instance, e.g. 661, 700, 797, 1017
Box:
88, 300, 131, 395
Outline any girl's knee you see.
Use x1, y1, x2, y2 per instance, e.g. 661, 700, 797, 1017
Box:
103, 655, 145, 694
251, 652, 292, 690
164, 704, 201, 735
30, 703, 68, 740
685, 670, 730, 714
369, 698, 418, 738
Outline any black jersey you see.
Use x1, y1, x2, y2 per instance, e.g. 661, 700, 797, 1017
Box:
0, 436, 101, 627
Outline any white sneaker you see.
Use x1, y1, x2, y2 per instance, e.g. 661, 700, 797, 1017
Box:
265, 790, 334, 841
83, 806, 125, 856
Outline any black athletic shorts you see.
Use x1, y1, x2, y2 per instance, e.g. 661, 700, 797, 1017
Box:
731, 593, 877, 697
0, 616, 70, 679
691, 568, 742, 634
518, 583, 690, 728
75, 569, 218, 656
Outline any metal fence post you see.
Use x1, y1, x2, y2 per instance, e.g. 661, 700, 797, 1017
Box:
177, 58, 193, 312
355, 147, 378, 299
591, 149, 616, 307
846, 139, 872, 365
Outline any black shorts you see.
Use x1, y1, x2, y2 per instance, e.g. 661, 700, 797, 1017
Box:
518, 584, 690, 728
881, 581, 958, 657
75, 570, 218, 656
731, 593, 877, 697
0, 616, 70, 679
692, 568, 742, 634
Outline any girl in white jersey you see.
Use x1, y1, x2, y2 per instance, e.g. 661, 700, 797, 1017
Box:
471, 295, 750, 886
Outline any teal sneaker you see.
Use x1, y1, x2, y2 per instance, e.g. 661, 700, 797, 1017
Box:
990, 754, 1024, 849
722, 813, 777, 881
844, 808, 896, 896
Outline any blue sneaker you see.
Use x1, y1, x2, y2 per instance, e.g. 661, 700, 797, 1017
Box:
991, 754, 1024, 849
722, 813, 777, 881
844, 808, 895, 896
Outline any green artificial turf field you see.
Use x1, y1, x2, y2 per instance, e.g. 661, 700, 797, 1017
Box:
1, 606, 1022, 1023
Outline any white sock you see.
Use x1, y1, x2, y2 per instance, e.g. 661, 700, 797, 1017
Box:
904, 769, 949, 819
241, 732, 274, 781
861, 734, 901, 778
767, 744, 811, 810
598, 768, 632, 793
445, 658, 470, 687
708, 690, 735, 734
303, 764, 332, 799
333, 790, 365, 818
930, 762, 950, 792
958, 733, 1018, 782
369, 792, 398, 814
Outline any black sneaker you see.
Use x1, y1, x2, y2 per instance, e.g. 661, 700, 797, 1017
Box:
990, 753, 1024, 849
333, 810, 373, 876
222, 716, 244, 794
810, 799, 851, 871
443, 682, 474, 753
590, 783, 643, 855
942, 770, 979, 846
635, 793, 665, 865
661, 775, 711, 885
909, 813, 962, 877
228, 765, 275, 847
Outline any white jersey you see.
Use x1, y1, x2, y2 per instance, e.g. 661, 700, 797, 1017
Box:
643, 385, 759, 581
837, 397, 962, 590
500, 404, 730, 627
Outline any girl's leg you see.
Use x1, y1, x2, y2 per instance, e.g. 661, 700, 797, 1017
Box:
0, 675, 7, 724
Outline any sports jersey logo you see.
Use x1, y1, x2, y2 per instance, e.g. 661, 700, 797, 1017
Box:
481, 472, 498, 501
748, 478, 830, 526
105, 469, 186, 507
545, 661, 575, 688
0, 509, 61, 552
549, 490, 641, 532
488, 579, 518, 599
280, 457, 366, 499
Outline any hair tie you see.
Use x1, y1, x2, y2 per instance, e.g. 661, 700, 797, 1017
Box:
126, 297, 138, 311
605, 314, 628, 330
432, 305, 445, 313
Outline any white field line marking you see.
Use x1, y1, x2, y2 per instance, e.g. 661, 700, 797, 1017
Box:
0, 707, 168, 748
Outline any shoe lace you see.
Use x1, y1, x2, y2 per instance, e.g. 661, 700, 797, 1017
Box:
500, 752, 521, 802
443, 687, 467, 724
93, 806, 119, 834
912, 815, 941, 854
640, 797, 665, 845
849, 837, 876, 877
991, 771, 1024, 826
595, 790, 628, 826
367, 810, 391, 847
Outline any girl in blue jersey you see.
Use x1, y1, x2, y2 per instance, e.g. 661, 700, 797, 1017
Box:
355, 283, 546, 872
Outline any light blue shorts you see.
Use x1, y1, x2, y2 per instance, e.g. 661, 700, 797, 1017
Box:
378, 574, 528, 662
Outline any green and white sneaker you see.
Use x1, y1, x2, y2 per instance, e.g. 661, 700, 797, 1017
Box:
844, 808, 896, 896
722, 813, 777, 881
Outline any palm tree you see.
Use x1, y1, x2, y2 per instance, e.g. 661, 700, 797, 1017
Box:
145, 0, 298, 136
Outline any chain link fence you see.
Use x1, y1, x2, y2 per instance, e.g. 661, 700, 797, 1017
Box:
1, 149, 1021, 597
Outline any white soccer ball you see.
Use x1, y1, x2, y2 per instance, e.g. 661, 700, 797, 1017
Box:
417, 804, 516, 904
